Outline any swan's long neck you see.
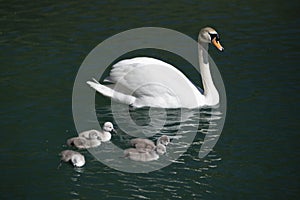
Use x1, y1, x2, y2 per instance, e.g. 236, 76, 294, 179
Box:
198, 41, 219, 105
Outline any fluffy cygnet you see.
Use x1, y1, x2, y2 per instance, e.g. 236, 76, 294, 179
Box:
60, 150, 85, 167
124, 148, 159, 162
67, 136, 101, 149
78, 122, 116, 142
98, 122, 116, 142
155, 143, 167, 155
157, 135, 170, 146
130, 138, 156, 152
124, 143, 166, 162
78, 129, 100, 140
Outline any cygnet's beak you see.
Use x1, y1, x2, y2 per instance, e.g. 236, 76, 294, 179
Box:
112, 128, 117, 134
212, 37, 224, 51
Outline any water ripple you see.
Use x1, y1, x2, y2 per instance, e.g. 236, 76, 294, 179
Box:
61, 105, 223, 198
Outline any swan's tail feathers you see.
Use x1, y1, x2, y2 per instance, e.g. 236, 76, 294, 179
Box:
92, 78, 100, 84
87, 79, 114, 98
86, 78, 136, 105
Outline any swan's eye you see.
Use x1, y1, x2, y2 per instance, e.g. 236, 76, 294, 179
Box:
209, 33, 220, 41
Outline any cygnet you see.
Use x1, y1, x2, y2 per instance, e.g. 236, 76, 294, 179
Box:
155, 143, 167, 155
78, 122, 116, 142
60, 150, 85, 167
67, 136, 101, 149
124, 143, 166, 162
124, 148, 159, 162
98, 122, 116, 142
157, 135, 170, 146
78, 129, 100, 140
130, 138, 156, 152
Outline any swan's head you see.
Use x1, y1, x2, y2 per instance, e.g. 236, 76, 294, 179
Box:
103, 122, 116, 133
199, 27, 224, 51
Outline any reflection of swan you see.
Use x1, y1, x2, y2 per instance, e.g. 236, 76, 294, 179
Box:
87, 27, 223, 108
67, 136, 101, 149
124, 143, 166, 162
79, 122, 116, 142
60, 150, 85, 167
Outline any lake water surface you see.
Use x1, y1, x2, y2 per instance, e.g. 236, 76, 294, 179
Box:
1, 0, 299, 199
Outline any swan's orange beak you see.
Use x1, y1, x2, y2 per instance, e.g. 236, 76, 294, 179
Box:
212, 38, 224, 51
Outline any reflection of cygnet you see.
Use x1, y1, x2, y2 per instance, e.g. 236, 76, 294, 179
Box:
60, 150, 85, 167
67, 136, 101, 149
157, 135, 170, 146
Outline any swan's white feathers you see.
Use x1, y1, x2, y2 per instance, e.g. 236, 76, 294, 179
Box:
101, 57, 202, 108
87, 27, 221, 108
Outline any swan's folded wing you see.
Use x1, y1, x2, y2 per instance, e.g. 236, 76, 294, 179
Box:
103, 57, 200, 99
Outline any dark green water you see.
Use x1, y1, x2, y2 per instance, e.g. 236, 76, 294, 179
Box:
1, 0, 299, 199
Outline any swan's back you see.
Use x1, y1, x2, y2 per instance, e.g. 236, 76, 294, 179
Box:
104, 57, 203, 108
105, 57, 173, 83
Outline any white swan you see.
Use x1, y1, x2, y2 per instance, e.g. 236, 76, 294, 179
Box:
78, 122, 116, 142
87, 27, 223, 108
60, 150, 85, 167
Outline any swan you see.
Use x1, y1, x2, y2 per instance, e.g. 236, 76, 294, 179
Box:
78, 122, 116, 142
67, 136, 101, 149
60, 150, 85, 167
86, 27, 224, 108
124, 144, 166, 162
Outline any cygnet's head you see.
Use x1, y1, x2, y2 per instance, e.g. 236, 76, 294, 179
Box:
103, 122, 116, 133
198, 27, 224, 51
156, 144, 166, 155
71, 154, 85, 167
157, 135, 170, 146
